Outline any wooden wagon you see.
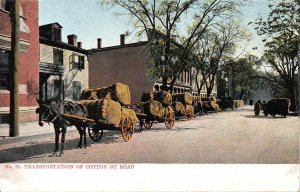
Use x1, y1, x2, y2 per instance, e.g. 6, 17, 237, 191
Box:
132, 101, 175, 130
63, 112, 135, 142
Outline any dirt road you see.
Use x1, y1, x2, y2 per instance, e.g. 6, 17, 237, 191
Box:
1, 107, 299, 163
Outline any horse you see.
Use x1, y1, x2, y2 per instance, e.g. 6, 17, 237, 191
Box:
36, 98, 88, 157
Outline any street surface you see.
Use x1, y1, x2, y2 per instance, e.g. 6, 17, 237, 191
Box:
1, 107, 299, 163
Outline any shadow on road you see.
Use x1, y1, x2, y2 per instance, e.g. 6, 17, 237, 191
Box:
243, 114, 287, 119
0, 131, 126, 163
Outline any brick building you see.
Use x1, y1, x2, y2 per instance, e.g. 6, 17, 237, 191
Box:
39, 23, 89, 102
88, 35, 193, 104
0, 0, 39, 123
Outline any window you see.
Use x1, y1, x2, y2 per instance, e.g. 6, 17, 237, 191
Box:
0, 50, 10, 90
53, 48, 63, 65
69, 54, 85, 70
53, 27, 61, 42
72, 81, 81, 100
1, 0, 13, 12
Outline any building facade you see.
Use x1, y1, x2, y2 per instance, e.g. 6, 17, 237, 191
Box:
39, 23, 89, 102
88, 35, 193, 104
0, 0, 39, 123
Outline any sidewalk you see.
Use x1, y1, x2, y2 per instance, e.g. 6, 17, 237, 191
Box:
0, 121, 54, 139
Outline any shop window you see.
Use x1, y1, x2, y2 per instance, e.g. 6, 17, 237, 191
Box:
0, 50, 10, 90
69, 54, 85, 70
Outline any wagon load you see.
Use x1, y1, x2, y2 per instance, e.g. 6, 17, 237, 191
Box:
80, 89, 97, 100
173, 102, 185, 116
141, 100, 164, 117
80, 95, 122, 126
95, 82, 131, 106
172, 92, 193, 105
210, 101, 220, 111
141, 91, 154, 102
80, 82, 131, 106
234, 100, 244, 108
153, 90, 172, 106
185, 104, 195, 115
121, 107, 138, 125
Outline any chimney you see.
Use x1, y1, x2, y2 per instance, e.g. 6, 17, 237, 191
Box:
120, 34, 125, 46
67, 34, 77, 46
77, 42, 82, 48
97, 38, 102, 49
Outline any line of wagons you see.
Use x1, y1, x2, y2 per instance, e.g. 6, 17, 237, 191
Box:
63, 82, 230, 143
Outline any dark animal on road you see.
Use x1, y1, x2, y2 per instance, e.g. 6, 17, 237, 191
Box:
36, 99, 88, 156
254, 100, 261, 116
263, 98, 290, 118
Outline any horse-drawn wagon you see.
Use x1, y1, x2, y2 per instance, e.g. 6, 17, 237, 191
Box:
172, 92, 195, 120
137, 91, 175, 130
78, 83, 137, 142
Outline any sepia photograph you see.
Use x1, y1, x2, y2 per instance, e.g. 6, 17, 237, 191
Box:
0, 0, 299, 191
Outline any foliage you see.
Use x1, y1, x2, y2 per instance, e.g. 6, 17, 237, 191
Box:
102, 0, 242, 92
252, 0, 299, 111
192, 19, 250, 96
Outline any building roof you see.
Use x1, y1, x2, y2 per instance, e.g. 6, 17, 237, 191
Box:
39, 22, 63, 29
90, 41, 148, 53
39, 36, 88, 54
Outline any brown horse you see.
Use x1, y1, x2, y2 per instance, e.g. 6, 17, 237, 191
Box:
36, 99, 88, 157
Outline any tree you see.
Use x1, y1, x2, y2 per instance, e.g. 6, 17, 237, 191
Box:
102, 0, 241, 92
192, 19, 249, 96
225, 55, 260, 100
253, 0, 299, 111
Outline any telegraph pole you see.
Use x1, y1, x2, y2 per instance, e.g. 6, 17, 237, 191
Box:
9, 0, 20, 137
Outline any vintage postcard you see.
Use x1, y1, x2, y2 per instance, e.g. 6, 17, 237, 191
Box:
0, 0, 299, 191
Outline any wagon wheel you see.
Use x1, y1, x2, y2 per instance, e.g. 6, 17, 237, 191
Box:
144, 119, 153, 129
165, 112, 175, 129
121, 116, 134, 142
88, 125, 103, 142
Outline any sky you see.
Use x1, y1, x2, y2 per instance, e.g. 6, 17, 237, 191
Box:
39, 0, 271, 57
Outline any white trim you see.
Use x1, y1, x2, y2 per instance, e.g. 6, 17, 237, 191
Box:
0, 106, 38, 114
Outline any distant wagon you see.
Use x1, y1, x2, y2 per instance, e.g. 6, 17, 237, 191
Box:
172, 92, 195, 120
263, 98, 290, 118
137, 90, 175, 129
218, 96, 234, 111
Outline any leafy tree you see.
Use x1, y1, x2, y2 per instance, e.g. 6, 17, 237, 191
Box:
192, 19, 249, 96
226, 55, 260, 100
253, 0, 299, 111
102, 0, 241, 92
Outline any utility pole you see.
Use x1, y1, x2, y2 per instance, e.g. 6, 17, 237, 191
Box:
9, 0, 20, 137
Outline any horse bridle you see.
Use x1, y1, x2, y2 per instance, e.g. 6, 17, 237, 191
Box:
40, 104, 60, 124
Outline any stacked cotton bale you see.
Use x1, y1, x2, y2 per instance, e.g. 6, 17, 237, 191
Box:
201, 96, 219, 112
140, 100, 164, 118
121, 107, 138, 125
185, 104, 195, 115
234, 100, 244, 108
80, 95, 122, 126
172, 92, 193, 105
141, 91, 154, 102
173, 101, 185, 116
153, 90, 172, 107
80, 89, 97, 100
80, 82, 131, 106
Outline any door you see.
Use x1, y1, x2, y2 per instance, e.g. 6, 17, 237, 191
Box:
72, 81, 81, 101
